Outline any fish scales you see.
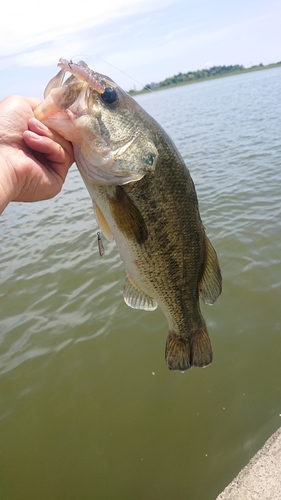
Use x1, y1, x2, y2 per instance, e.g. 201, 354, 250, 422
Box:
93, 133, 204, 318
34, 58, 222, 372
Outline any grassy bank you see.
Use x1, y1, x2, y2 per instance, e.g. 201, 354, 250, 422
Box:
128, 62, 281, 96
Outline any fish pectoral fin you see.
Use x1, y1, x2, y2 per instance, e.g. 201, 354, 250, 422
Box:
199, 233, 222, 305
93, 201, 114, 242
109, 186, 148, 245
123, 275, 158, 311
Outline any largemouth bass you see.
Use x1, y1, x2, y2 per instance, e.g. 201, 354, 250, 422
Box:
35, 58, 222, 371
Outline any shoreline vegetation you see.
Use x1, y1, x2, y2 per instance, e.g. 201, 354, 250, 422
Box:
128, 61, 281, 96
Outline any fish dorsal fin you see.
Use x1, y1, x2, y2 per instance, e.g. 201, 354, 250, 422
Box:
123, 275, 158, 311
199, 234, 222, 305
93, 201, 114, 242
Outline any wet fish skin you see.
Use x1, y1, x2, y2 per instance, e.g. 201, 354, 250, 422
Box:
34, 59, 222, 371
105, 134, 215, 371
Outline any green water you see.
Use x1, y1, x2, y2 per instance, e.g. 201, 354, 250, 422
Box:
1, 68, 281, 499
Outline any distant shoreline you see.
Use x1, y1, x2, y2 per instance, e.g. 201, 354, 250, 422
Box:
128, 62, 281, 96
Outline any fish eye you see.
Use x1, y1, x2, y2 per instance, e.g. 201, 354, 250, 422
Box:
101, 87, 118, 105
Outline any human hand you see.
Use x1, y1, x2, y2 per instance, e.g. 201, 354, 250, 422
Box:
0, 95, 74, 213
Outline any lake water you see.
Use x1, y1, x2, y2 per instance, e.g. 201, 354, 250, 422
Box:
1, 67, 281, 499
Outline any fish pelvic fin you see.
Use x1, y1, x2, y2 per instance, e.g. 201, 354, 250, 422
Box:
123, 275, 158, 311
199, 234, 222, 305
165, 321, 213, 371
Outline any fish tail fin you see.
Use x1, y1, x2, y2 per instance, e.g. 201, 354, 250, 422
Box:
165, 333, 191, 372
165, 320, 213, 372
190, 319, 213, 368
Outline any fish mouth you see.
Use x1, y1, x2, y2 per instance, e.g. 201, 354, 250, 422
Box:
34, 91, 81, 143
34, 63, 103, 144
34, 94, 68, 126
35, 58, 109, 128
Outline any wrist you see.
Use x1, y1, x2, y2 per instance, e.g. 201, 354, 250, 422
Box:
0, 148, 20, 214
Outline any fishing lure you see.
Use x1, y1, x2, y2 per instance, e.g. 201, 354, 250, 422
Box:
58, 58, 106, 94
97, 232, 105, 257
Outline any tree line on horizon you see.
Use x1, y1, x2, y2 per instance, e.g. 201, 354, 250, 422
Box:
142, 63, 263, 91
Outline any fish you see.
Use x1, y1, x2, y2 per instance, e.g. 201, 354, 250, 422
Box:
35, 58, 222, 372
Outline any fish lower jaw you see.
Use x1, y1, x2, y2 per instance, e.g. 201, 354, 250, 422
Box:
34, 101, 80, 142
34, 100, 67, 124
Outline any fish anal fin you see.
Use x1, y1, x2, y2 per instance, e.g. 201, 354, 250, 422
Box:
123, 275, 158, 311
93, 201, 114, 242
199, 234, 222, 305
109, 186, 148, 245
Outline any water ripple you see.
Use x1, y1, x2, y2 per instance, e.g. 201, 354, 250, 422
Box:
1, 68, 281, 500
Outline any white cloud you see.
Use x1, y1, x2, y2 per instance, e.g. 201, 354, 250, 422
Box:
0, 0, 175, 59
0, 0, 280, 98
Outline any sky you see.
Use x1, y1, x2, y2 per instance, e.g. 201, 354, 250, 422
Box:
0, 0, 280, 99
